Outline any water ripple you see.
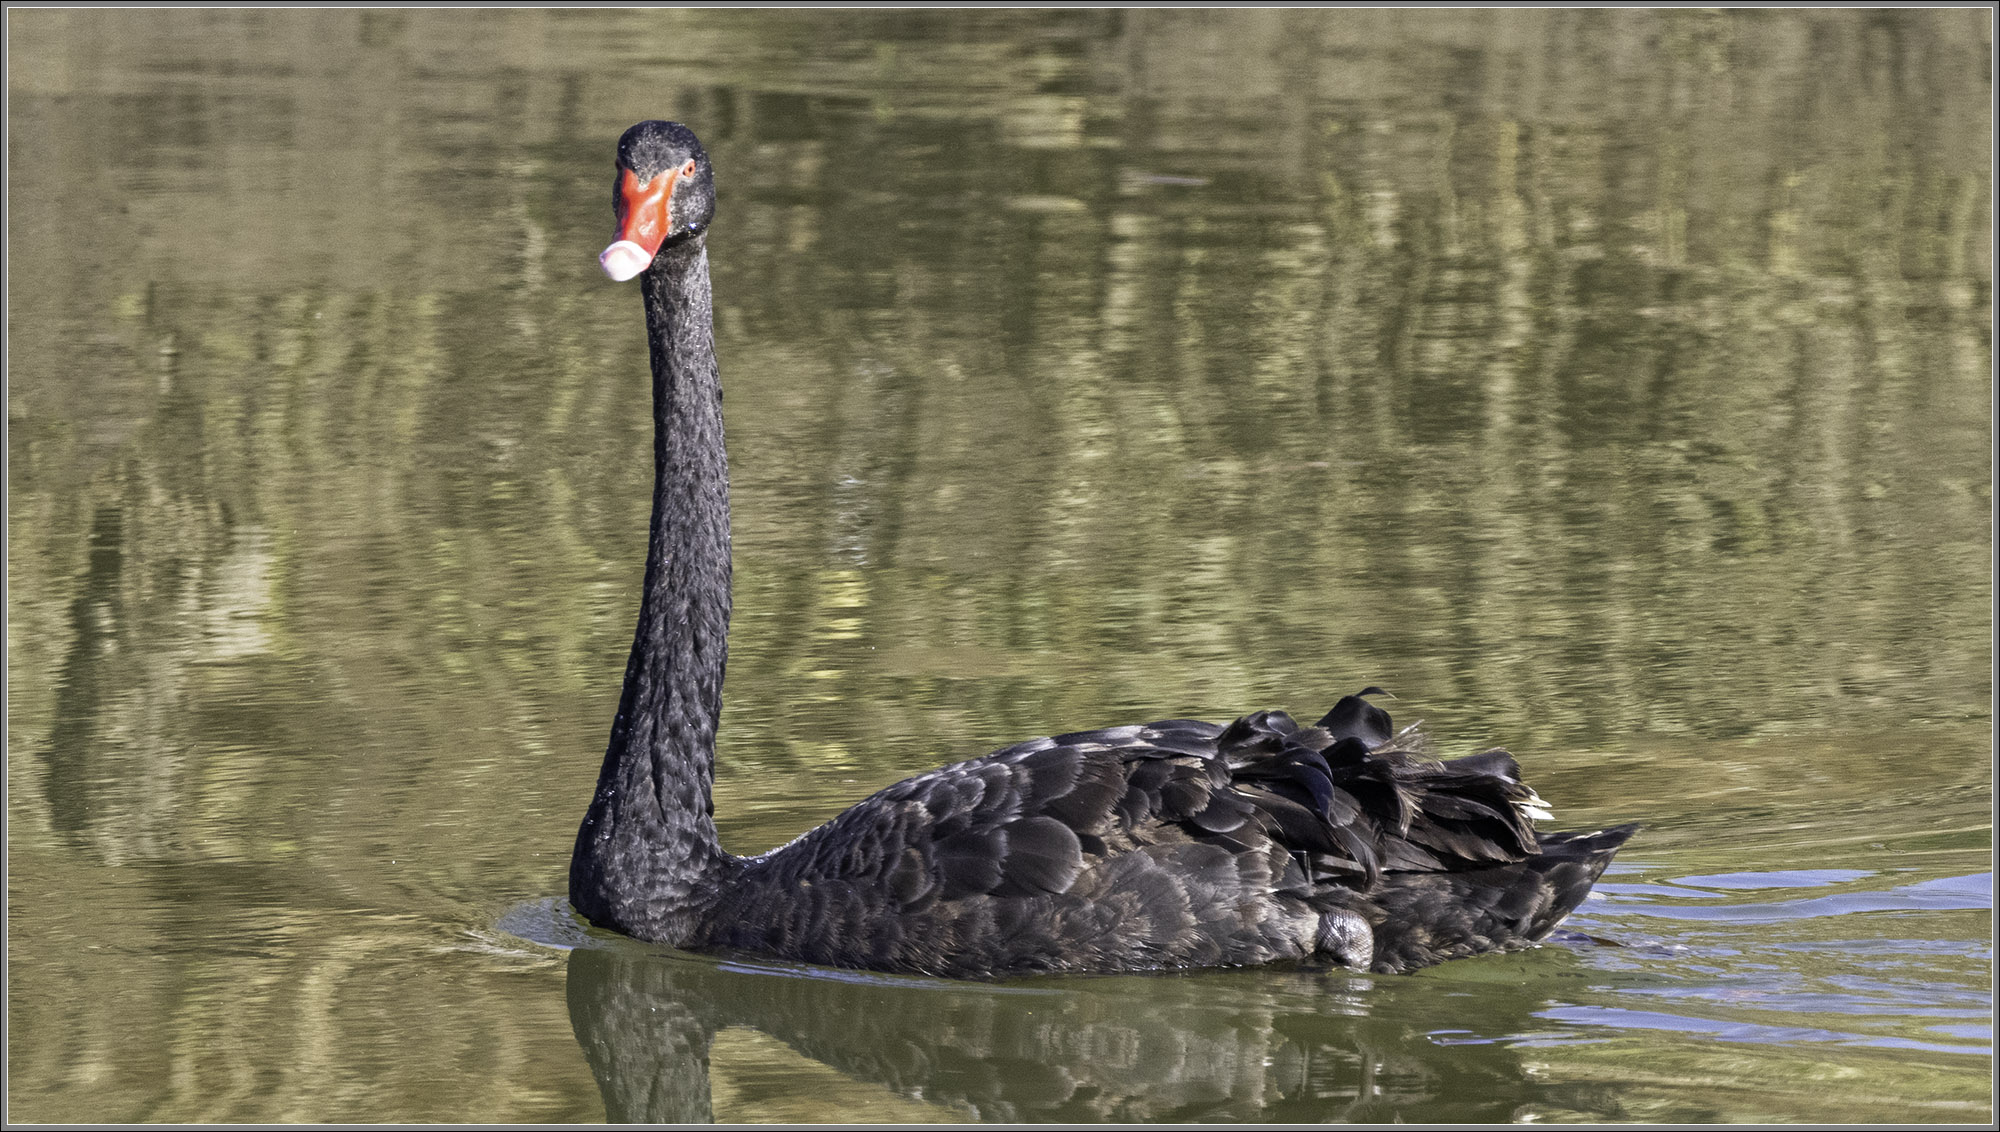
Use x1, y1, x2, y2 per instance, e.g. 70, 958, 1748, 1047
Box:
1603, 872, 1992, 923
1539, 1004, 1988, 1058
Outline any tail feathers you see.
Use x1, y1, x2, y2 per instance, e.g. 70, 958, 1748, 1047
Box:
1540, 822, 1642, 858
1362, 822, 1639, 974
1531, 820, 1637, 913
1527, 822, 1640, 930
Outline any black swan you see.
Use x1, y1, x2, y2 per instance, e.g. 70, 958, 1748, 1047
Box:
570, 120, 1637, 978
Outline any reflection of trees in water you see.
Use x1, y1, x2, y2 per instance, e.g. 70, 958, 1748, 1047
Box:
42, 507, 122, 841
566, 942, 1627, 1123
11, 5, 1986, 863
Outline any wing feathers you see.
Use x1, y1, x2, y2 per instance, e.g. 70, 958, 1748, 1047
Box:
870, 690, 1553, 907
726, 689, 1620, 976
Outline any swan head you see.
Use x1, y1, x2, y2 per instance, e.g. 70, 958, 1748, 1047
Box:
600, 120, 716, 282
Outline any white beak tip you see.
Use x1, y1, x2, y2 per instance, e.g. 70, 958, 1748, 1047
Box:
599, 241, 654, 282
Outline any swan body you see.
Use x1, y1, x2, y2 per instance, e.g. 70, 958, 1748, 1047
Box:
569, 121, 1636, 978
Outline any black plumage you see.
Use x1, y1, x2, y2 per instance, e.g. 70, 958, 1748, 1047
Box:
568, 120, 1638, 980
676, 695, 1635, 977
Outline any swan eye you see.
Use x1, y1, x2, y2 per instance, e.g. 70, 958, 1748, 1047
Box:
681, 159, 697, 178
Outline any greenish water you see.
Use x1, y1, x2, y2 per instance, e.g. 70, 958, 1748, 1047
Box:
7, 8, 1991, 1123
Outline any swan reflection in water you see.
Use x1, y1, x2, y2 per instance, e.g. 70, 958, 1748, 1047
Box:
563, 937, 1627, 1124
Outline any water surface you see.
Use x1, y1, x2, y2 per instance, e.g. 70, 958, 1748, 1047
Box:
7, 8, 1991, 1123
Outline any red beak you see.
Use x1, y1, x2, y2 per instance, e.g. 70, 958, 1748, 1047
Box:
600, 165, 684, 281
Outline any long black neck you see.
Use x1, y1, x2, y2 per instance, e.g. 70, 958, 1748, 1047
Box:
570, 236, 735, 943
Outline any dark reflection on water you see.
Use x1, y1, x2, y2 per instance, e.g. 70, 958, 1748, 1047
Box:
550, 854, 1994, 1123
564, 934, 1628, 1124
6, 6, 1991, 1124
41, 508, 125, 840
